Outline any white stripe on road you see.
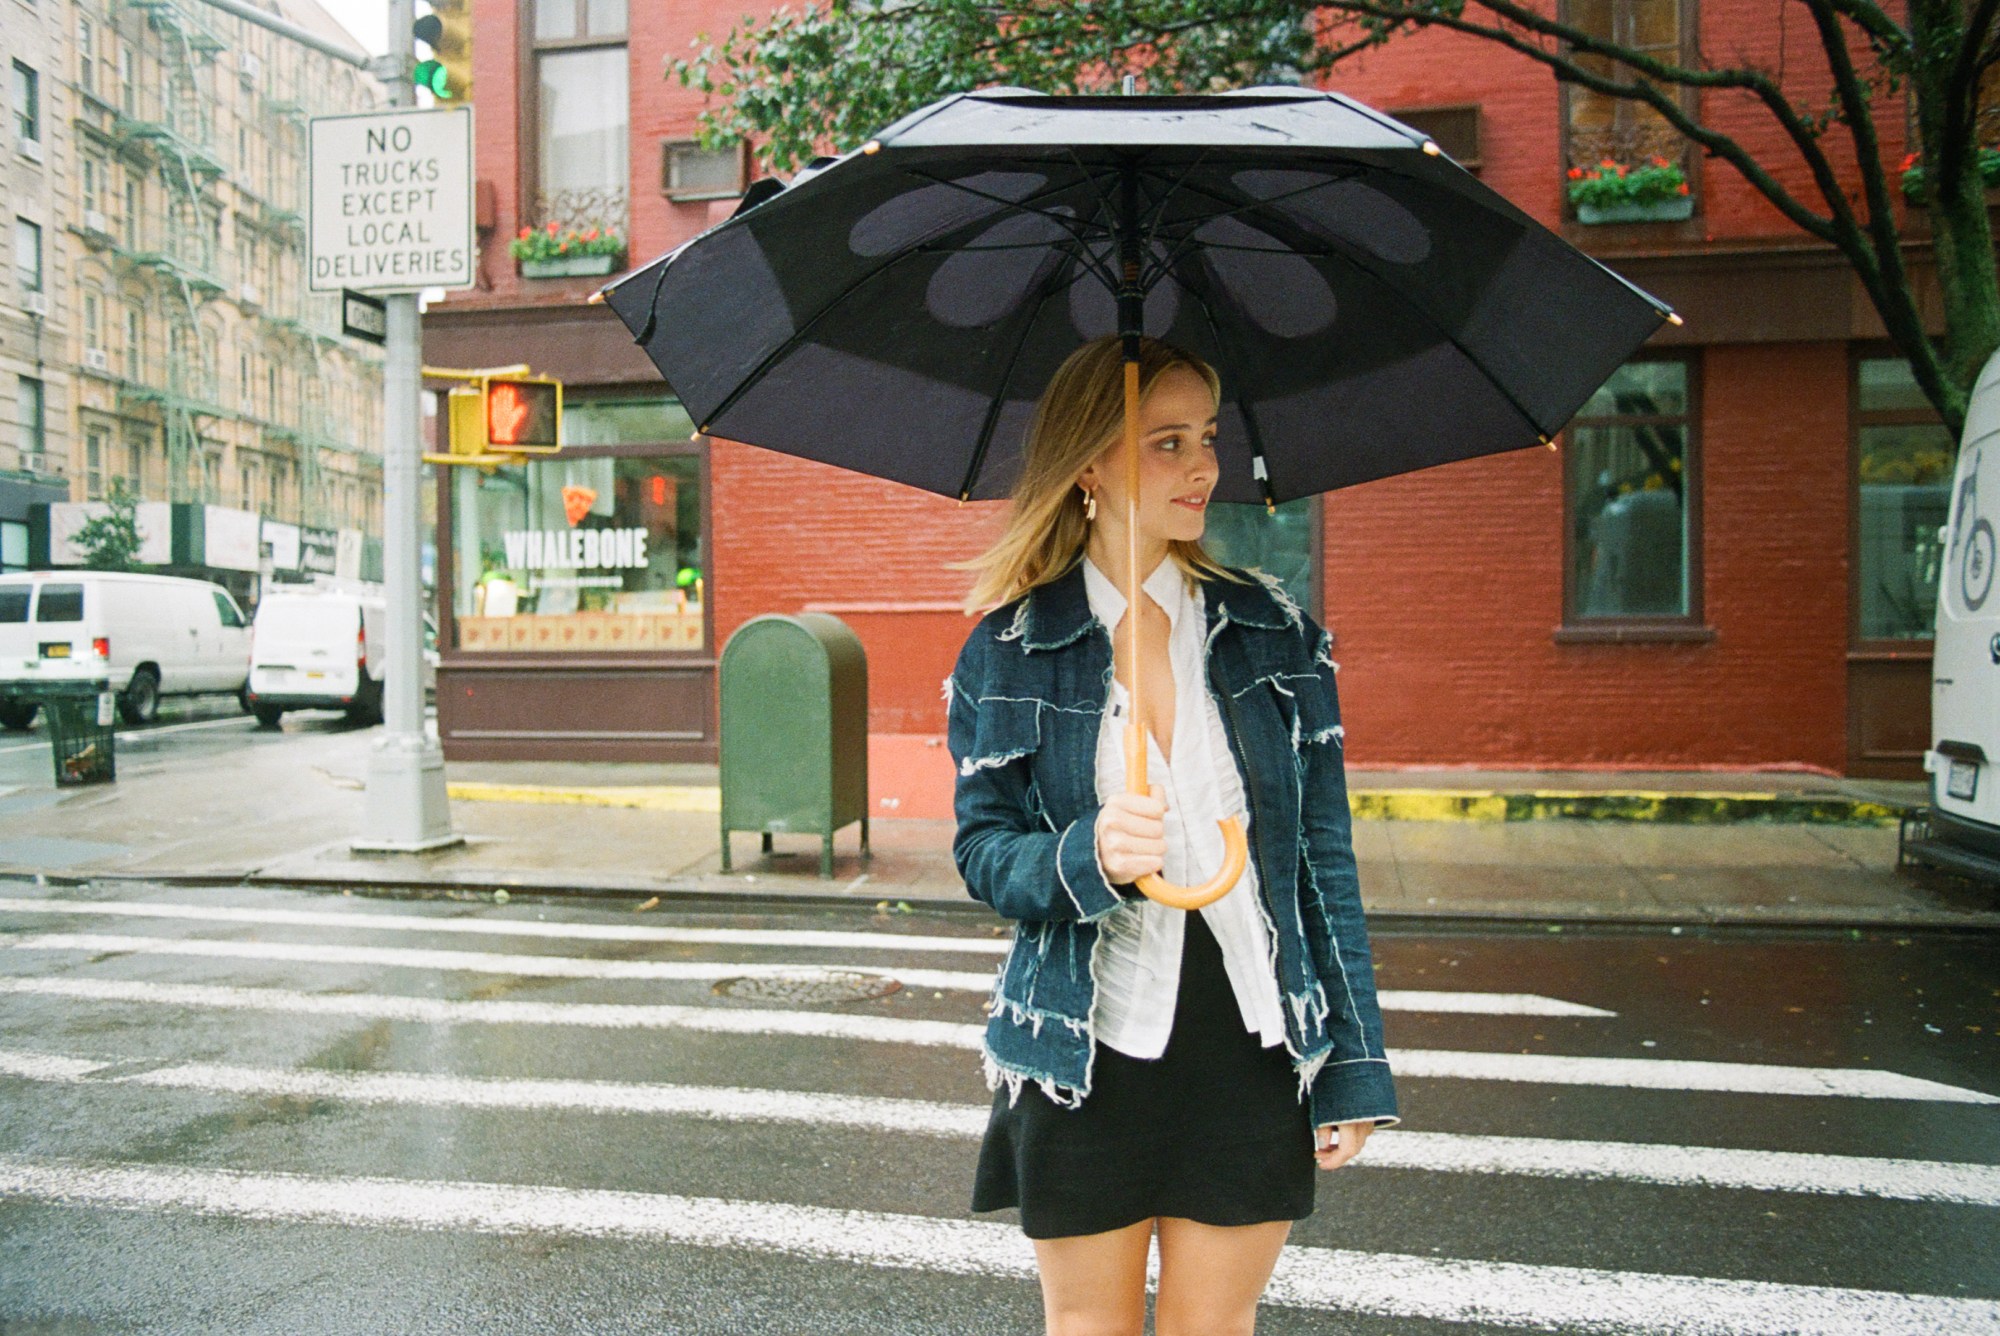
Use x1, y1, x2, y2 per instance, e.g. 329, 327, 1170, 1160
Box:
0, 1155, 1992, 1333
0, 975, 1990, 1103
3, 1047, 1995, 1206
0, 929, 1609, 1015
0, 894, 1015, 955
1, 932, 1000, 995
1388, 1048, 2000, 1103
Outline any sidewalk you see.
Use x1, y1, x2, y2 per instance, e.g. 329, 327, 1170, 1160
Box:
8, 721, 1996, 930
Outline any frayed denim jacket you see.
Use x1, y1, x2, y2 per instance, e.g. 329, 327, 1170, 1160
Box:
947, 560, 1399, 1130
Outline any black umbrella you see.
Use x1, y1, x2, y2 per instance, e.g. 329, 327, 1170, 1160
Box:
599, 85, 1677, 908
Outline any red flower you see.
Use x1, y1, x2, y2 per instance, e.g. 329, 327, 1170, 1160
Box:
1650, 155, 1669, 167
1567, 166, 1584, 180
1600, 157, 1617, 168
545, 221, 559, 234
1676, 181, 1690, 195
1900, 152, 1921, 172
584, 228, 599, 241
517, 227, 531, 240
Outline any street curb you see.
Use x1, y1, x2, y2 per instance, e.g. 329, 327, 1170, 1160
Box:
442, 782, 1908, 826
445, 782, 720, 813
1347, 790, 1908, 826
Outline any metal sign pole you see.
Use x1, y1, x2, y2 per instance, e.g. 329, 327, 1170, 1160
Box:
356, 0, 459, 851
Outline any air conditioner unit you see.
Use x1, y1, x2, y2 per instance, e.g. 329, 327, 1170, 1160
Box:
84, 347, 110, 373
18, 138, 42, 164
24, 292, 48, 317
238, 53, 261, 84
83, 210, 109, 235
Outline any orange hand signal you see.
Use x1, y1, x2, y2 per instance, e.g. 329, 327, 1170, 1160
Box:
488, 384, 532, 445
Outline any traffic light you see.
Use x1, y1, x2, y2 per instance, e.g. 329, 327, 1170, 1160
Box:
444, 376, 562, 456
412, 0, 471, 102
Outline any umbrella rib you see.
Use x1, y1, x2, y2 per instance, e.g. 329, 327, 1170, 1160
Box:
1164, 173, 1561, 441
952, 264, 1078, 502
691, 245, 937, 433
898, 165, 1122, 293
1180, 272, 1279, 512
1138, 165, 1366, 290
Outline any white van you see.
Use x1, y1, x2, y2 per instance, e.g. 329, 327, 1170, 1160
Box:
0, 571, 251, 728
245, 590, 388, 727
1906, 350, 2000, 885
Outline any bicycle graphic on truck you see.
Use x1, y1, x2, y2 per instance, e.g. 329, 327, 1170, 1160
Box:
1955, 444, 1995, 612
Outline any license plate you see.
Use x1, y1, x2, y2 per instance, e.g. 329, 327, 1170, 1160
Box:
39, 644, 69, 659
1947, 759, 1980, 801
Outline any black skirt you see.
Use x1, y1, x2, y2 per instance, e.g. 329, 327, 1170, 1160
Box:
971, 911, 1316, 1240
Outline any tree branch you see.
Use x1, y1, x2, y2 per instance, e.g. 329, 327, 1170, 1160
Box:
1326, 0, 1855, 249
1818, 0, 1913, 54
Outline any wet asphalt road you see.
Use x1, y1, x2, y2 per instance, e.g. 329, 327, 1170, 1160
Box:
0, 693, 363, 790
0, 880, 1994, 1334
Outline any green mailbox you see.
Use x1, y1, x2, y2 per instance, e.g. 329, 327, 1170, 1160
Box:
719, 612, 870, 878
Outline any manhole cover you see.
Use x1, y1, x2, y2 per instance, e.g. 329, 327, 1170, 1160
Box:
713, 970, 902, 1005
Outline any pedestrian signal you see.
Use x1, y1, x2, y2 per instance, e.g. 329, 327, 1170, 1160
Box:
484, 376, 561, 453
441, 376, 561, 458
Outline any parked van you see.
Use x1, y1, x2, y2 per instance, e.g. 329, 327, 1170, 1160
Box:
1904, 349, 2000, 885
0, 571, 251, 728
245, 590, 388, 727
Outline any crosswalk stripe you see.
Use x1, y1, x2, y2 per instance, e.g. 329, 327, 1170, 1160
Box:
1, 975, 1990, 1103
0, 897, 1621, 1017
0, 930, 1610, 1016
0, 1155, 1992, 1332
3, 1048, 1994, 1205
0, 894, 1015, 955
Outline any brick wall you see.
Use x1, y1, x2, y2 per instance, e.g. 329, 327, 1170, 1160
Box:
1323, 342, 1852, 771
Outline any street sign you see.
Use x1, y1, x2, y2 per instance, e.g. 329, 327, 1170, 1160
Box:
308, 107, 474, 293
341, 290, 388, 345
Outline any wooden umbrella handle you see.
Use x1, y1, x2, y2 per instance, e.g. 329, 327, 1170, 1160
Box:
1118, 359, 1247, 912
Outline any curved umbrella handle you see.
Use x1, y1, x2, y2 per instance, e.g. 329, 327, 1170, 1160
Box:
1136, 817, 1248, 911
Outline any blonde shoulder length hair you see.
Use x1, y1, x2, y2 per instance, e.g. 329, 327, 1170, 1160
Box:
959, 335, 1244, 613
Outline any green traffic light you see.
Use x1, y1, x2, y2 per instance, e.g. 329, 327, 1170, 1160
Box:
412, 59, 456, 98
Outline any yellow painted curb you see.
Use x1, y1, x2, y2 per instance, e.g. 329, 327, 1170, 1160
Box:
1348, 791, 1510, 822
447, 782, 721, 814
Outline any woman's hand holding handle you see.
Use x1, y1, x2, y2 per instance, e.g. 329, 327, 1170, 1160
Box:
1314, 1120, 1374, 1171
1096, 787, 1166, 885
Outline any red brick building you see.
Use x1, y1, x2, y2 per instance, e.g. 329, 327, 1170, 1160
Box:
424, 0, 1956, 813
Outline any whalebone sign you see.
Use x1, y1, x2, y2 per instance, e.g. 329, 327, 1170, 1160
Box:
308, 107, 474, 293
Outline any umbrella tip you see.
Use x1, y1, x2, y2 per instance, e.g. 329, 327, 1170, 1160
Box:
862, 140, 882, 155
586, 289, 607, 306
1664, 310, 1685, 326
1541, 434, 1557, 451
1421, 140, 1442, 156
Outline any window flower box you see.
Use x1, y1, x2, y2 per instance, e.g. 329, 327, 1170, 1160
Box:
1575, 196, 1695, 225
1567, 156, 1693, 225
520, 252, 618, 278
511, 222, 624, 279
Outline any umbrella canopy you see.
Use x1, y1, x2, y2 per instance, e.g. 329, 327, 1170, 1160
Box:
601, 86, 1675, 508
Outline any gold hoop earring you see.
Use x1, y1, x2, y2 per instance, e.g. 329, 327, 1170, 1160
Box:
1082, 488, 1098, 522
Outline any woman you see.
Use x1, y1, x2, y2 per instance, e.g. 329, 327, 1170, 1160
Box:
947, 336, 1399, 1335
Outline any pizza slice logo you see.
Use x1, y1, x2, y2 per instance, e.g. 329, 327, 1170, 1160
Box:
562, 486, 598, 527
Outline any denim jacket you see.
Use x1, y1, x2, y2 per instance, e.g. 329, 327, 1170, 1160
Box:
947, 560, 1399, 1130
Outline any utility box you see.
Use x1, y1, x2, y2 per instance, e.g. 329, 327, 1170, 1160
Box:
719, 613, 870, 878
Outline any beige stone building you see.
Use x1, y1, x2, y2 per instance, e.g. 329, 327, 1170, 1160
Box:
3, 0, 385, 567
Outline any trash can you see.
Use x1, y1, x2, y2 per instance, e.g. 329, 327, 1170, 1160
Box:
719, 613, 869, 878
43, 680, 116, 787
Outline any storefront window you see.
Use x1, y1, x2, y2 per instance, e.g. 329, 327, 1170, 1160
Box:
452, 452, 704, 652
1566, 358, 1696, 620
1855, 358, 1954, 641
1204, 498, 1316, 617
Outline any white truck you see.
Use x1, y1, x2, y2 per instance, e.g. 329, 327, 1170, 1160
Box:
0, 571, 251, 728
1902, 350, 2000, 886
